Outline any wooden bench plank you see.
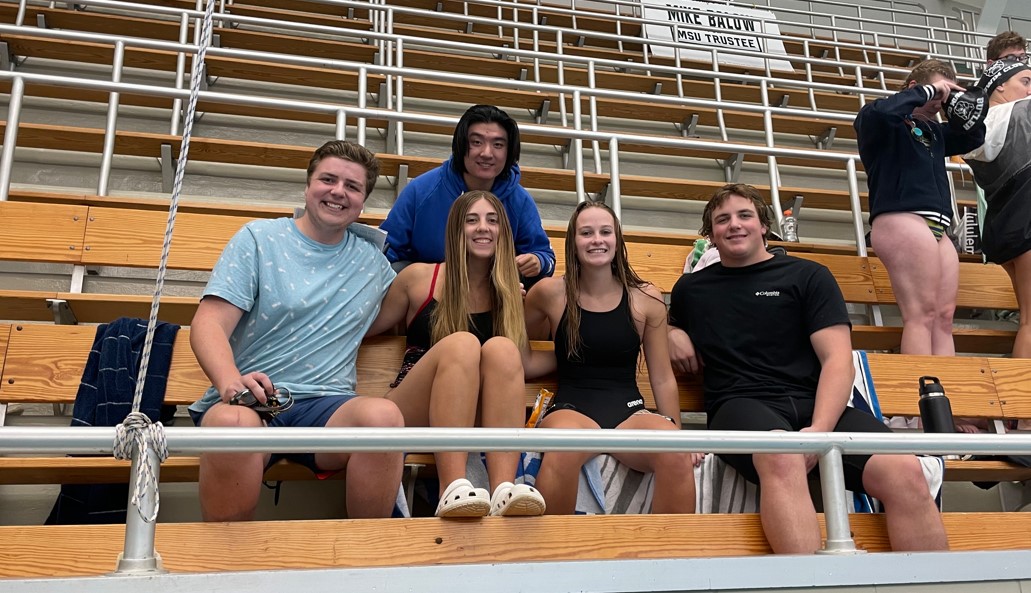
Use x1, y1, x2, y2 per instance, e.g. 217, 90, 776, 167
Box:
986, 358, 1031, 422
0, 290, 59, 322
0, 201, 87, 264
0, 512, 1026, 578
0, 323, 208, 406
0, 456, 335, 485
865, 353, 1000, 418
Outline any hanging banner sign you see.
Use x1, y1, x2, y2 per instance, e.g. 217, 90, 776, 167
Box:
640, 0, 796, 73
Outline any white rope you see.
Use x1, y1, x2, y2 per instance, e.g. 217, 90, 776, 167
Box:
112, 0, 217, 523
113, 412, 169, 523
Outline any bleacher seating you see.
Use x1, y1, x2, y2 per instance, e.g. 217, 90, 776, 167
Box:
1, 0, 1029, 582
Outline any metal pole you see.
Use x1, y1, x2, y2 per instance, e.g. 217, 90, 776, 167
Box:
760, 81, 783, 228
846, 158, 868, 257
395, 37, 404, 156
588, 61, 601, 175
97, 40, 124, 197
0, 76, 24, 202
572, 90, 584, 203
15, 0, 26, 27
357, 66, 367, 147
335, 109, 347, 141
816, 446, 862, 555
114, 446, 165, 574
609, 137, 621, 220
170, 13, 189, 136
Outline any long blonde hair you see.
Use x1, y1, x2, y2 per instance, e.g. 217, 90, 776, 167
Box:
431, 191, 528, 349
563, 201, 648, 359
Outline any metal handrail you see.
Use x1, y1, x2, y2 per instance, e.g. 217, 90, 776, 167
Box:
354, 0, 990, 59
18, 0, 984, 85
0, 68, 976, 248
16, 0, 943, 91
1, 424, 1029, 562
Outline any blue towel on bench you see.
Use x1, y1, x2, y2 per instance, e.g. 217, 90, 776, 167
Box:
47, 317, 180, 525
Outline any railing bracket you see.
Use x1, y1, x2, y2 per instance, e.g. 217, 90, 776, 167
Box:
47, 299, 77, 325
814, 127, 837, 149
595, 182, 610, 204
651, 82, 662, 95
679, 113, 699, 137
535, 99, 550, 125
518, 68, 527, 81
36, 14, 47, 28
394, 163, 409, 195
160, 143, 175, 194
779, 94, 790, 107
723, 153, 743, 182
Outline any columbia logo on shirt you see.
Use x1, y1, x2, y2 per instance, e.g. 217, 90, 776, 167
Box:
755, 290, 781, 297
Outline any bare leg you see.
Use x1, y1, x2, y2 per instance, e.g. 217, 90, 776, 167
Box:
872, 213, 954, 355
313, 396, 405, 519
535, 409, 597, 515
752, 450, 820, 554
198, 403, 270, 522
386, 332, 482, 496
1003, 250, 1031, 359
611, 413, 696, 514
862, 455, 948, 551
478, 337, 527, 491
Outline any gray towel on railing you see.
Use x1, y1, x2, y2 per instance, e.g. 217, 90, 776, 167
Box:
46, 317, 180, 525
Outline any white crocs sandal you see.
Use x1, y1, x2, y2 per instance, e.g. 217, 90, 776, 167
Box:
489, 482, 546, 517
435, 478, 490, 518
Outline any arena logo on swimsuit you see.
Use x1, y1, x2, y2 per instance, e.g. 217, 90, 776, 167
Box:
627, 399, 645, 408
755, 290, 781, 297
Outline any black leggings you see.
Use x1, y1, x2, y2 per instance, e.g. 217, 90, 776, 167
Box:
708, 396, 892, 493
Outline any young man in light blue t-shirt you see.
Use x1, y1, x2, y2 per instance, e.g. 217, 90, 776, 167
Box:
189, 140, 404, 522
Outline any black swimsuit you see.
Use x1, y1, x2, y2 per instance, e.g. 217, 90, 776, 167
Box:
549, 289, 646, 429
390, 264, 493, 387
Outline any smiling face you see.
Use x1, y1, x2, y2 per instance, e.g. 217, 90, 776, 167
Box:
463, 197, 500, 260
708, 194, 770, 267
298, 156, 367, 244
573, 206, 617, 269
462, 122, 508, 191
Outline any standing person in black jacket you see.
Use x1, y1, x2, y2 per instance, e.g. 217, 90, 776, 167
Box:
854, 60, 985, 356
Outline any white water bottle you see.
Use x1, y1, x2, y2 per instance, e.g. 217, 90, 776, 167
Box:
781, 209, 798, 242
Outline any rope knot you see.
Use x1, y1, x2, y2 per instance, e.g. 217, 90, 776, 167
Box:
114, 411, 168, 523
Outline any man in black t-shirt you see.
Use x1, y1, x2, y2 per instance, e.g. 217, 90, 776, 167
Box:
668, 183, 948, 554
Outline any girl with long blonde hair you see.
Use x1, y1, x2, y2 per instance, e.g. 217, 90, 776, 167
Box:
368, 190, 545, 517
524, 201, 697, 515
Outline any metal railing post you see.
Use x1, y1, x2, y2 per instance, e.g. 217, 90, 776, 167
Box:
113, 446, 165, 574
0, 76, 24, 201
816, 446, 863, 555
97, 40, 124, 197
846, 158, 868, 257
395, 36, 404, 156
170, 13, 189, 136
357, 66, 367, 147
335, 109, 347, 141
609, 137, 621, 220
572, 90, 584, 203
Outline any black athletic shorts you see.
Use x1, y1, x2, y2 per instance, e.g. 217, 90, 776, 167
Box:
707, 395, 891, 493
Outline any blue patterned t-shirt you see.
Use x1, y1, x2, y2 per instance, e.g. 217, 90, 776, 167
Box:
189, 218, 395, 414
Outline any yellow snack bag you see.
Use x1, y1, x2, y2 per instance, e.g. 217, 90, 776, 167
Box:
525, 387, 554, 428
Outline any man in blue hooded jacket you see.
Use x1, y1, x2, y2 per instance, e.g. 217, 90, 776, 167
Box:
381, 105, 556, 284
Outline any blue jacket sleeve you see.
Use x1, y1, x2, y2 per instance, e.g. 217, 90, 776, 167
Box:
866, 85, 936, 119
509, 188, 556, 280
943, 121, 986, 157
381, 184, 418, 264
